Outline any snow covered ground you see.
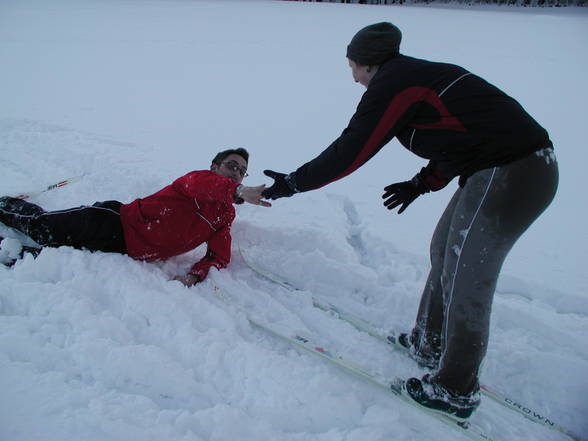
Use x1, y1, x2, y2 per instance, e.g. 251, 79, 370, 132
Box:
1, 1, 587, 440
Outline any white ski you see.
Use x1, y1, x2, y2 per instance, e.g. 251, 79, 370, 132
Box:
211, 285, 496, 441
13, 175, 85, 200
238, 243, 582, 441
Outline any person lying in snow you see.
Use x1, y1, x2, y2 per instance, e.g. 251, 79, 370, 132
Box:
262, 23, 558, 421
0, 147, 271, 286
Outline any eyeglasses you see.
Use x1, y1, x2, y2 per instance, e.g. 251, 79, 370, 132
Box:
221, 160, 248, 178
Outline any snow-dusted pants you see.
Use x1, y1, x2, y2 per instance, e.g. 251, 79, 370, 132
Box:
412, 146, 558, 395
0, 198, 127, 254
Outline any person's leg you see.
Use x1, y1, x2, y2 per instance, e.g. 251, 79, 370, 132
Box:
403, 147, 558, 420
409, 188, 462, 366
0, 197, 126, 253
0, 197, 51, 243
79, 201, 127, 253
434, 147, 558, 396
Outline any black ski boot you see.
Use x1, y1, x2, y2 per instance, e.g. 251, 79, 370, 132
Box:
0, 236, 42, 267
402, 374, 480, 422
388, 332, 441, 369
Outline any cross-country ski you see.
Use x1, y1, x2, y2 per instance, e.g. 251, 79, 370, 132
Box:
238, 244, 583, 441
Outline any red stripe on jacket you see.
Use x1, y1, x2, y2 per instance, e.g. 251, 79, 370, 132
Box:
327, 87, 466, 187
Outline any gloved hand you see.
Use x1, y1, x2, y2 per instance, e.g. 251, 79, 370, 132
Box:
262, 170, 298, 200
382, 175, 429, 214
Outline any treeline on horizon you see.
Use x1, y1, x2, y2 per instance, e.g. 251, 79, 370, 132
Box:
282, 0, 586, 6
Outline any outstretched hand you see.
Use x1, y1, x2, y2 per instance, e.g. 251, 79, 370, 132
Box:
239, 185, 272, 207
262, 170, 296, 200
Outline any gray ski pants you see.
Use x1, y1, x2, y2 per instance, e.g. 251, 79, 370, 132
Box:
412, 146, 559, 395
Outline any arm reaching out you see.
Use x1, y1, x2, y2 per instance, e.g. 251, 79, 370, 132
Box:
261, 170, 299, 200
236, 184, 272, 207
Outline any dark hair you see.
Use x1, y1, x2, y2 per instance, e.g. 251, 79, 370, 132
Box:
212, 148, 249, 165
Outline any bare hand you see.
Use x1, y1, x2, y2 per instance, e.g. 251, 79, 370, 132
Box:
173, 274, 201, 287
239, 185, 272, 207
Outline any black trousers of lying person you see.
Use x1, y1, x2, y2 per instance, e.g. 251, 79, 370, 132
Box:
0, 197, 127, 254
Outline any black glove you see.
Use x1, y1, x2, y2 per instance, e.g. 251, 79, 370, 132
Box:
382, 175, 429, 214
262, 170, 299, 200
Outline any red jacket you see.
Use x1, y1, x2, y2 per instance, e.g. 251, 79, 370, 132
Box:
120, 170, 239, 280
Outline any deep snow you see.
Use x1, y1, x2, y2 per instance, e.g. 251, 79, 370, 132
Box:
0, 1, 587, 440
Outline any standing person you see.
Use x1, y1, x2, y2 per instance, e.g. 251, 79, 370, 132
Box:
261, 23, 558, 421
0, 148, 271, 285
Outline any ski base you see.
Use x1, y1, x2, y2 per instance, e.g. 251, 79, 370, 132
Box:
243, 306, 496, 441
238, 244, 581, 441
13, 175, 84, 200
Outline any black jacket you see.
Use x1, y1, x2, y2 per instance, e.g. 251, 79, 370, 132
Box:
293, 55, 552, 192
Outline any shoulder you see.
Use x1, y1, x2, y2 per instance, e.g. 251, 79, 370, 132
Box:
365, 56, 472, 103
375, 56, 466, 84
177, 170, 232, 186
181, 170, 213, 179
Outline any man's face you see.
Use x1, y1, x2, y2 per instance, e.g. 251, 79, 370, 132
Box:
348, 58, 376, 88
211, 153, 248, 184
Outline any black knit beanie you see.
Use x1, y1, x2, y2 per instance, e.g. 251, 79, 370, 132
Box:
346, 22, 402, 66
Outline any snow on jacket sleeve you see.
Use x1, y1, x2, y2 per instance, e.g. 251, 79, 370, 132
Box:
172, 171, 236, 280
189, 225, 232, 281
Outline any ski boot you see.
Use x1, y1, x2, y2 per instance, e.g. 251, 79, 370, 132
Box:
402, 373, 481, 422
388, 332, 441, 369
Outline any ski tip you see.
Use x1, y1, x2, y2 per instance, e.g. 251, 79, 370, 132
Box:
390, 377, 404, 394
